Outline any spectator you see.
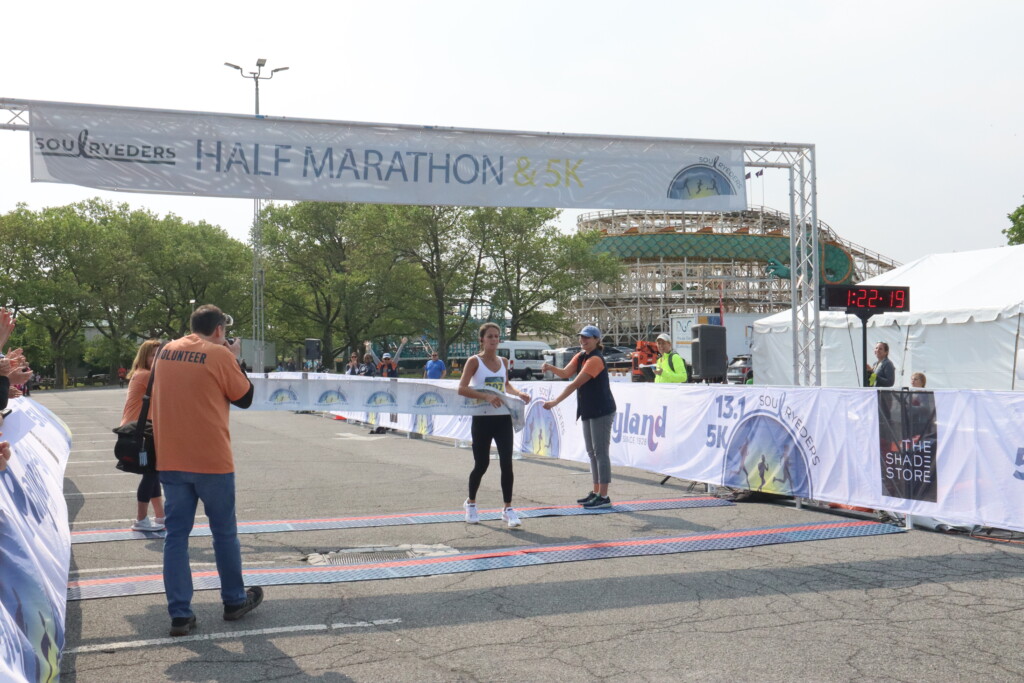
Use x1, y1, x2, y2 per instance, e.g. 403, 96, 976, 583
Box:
424, 351, 447, 380
120, 339, 165, 532
0, 308, 15, 352
152, 305, 263, 637
373, 337, 408, 378
0, 310, 31, 405
0, 439, 10, 472
653, 333, 687, 383
867, 342, 895, 388
358, 354, 377, 376
344, 352, 360, 375
0, 349, 32, 408
911, 372, 926, 388
117, 366, 128, 388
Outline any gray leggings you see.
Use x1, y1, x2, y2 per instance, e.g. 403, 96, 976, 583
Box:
582, 412, 614, 485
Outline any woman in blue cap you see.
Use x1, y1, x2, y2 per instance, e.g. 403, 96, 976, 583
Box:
541, 324, 617, 508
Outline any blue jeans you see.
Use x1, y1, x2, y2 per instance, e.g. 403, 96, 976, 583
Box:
159, 470, 246, 618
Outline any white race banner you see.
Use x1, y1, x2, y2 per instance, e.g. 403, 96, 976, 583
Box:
316, 376, 1024, 534
30, 101, 747, 212
0, 399, 72, 683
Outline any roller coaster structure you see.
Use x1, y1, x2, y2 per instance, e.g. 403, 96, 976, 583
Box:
573, 205, 900, 347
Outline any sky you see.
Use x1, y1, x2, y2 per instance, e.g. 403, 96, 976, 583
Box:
1, 0, 1021, 266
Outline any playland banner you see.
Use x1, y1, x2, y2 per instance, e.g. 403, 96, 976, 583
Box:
29, 101, 747, 212
315, 377, 1024, 534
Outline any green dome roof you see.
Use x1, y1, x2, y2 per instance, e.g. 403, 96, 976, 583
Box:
592, 232, 855, 285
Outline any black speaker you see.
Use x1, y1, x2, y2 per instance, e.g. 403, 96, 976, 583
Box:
691, 324, 727, 379
304, 338, 322, 360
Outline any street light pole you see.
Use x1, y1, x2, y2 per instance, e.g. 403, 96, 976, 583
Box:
224, 58, 289, 372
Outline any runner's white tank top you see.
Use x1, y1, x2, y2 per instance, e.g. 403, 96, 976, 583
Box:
471, 354, 507, 393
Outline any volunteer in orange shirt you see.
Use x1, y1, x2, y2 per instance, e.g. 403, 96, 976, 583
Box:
153, 304, 262, 637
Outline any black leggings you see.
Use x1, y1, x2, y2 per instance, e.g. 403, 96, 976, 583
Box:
137, 470, 162, 503
468, 415, 515, 504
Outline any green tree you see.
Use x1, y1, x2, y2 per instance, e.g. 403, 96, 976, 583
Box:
472, 208, 622, 339
60, 200, 161, 376
0, 205, 94, 388
6, 318, 52, 375
1005, 198, 1024, 246
385, 205, 489, 361
262, 202, 421, 365
0, 200, 252, 384
135, 214, 252, 341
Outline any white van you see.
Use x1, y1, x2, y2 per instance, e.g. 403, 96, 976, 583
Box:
542, 347, 581, 380
497, 341, 552, 381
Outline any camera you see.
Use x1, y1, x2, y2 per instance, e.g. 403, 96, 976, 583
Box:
226, 336, 237, 345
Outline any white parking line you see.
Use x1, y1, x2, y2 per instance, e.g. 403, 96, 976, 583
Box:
69, 558, 274, 575
71, 515, 207, 526
65, 619, 402, 654
332, 618, 401, 629
64, 491, 137, 497
66, 473, 123, 478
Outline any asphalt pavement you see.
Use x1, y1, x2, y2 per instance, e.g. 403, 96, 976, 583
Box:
40, 387, 1024, 682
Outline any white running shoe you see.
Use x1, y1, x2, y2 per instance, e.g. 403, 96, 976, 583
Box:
464, 499, 480, 524
502, 507, 522, 528
132, 517, 165, 532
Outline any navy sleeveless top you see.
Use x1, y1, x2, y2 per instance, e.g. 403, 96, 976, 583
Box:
573, 349, 616, 420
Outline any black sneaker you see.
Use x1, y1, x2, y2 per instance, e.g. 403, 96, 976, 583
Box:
169, 615, 196, 637
223, 586, 264, 621
577, 492, 598, 505
583, 495, 612, 509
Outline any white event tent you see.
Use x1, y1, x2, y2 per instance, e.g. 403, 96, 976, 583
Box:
752, 244, 1024, 390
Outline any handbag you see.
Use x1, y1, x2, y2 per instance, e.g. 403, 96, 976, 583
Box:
112, 357, 159, 474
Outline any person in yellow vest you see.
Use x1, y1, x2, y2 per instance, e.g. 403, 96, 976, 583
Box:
653, 333, 687, 383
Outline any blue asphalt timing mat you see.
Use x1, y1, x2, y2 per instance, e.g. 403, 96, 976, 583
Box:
70, 496, 733, 544
68, 520, 904, 601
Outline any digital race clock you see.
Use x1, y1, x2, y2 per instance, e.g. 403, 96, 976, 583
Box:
822, 285, 910, 314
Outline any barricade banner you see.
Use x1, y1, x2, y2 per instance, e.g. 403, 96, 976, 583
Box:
250, 374, 524, 430
313, 376, 1024, 534
29, 101, 747, 212
7, 378, 1024, 678
0, 399, 72, 683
